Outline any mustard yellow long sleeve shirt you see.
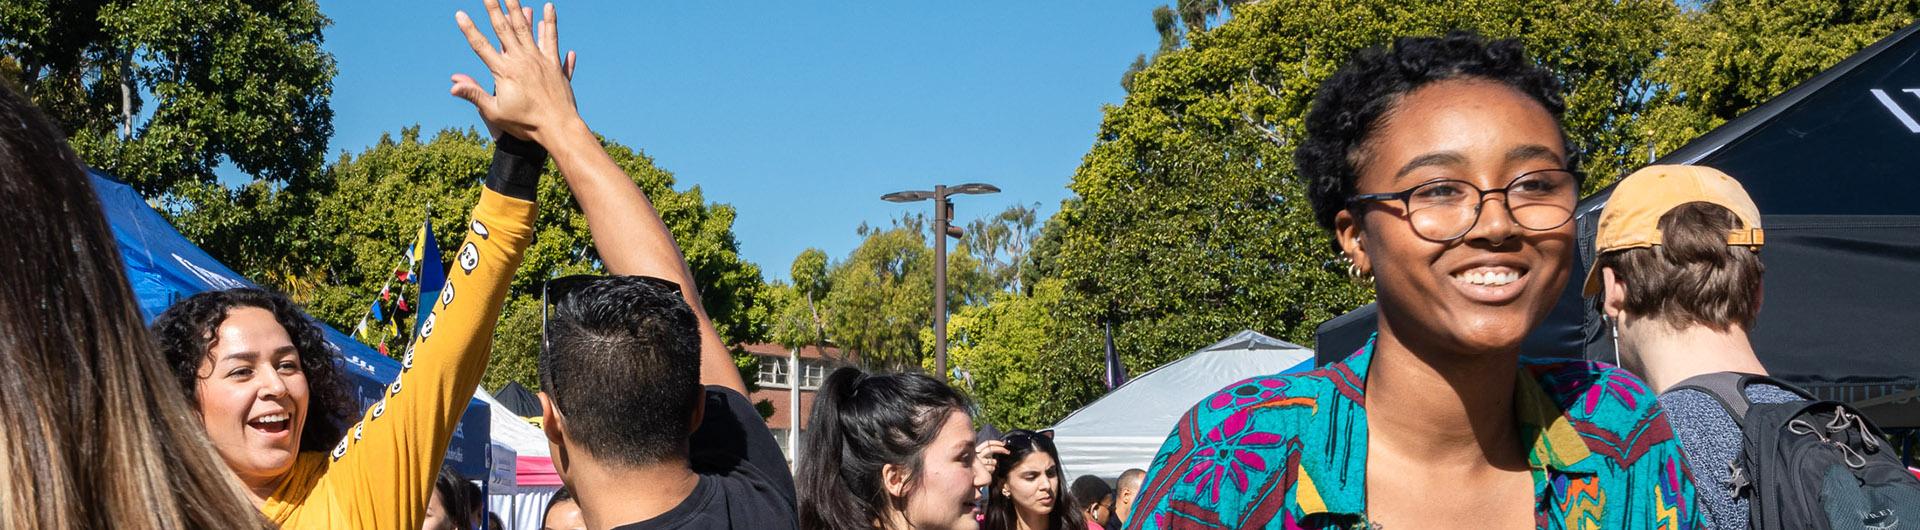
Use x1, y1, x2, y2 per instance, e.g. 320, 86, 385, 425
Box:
260, 165, 537, 529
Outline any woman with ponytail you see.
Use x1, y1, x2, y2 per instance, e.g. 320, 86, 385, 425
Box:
982, 430, 1083, 530
798, 367, 1007, 530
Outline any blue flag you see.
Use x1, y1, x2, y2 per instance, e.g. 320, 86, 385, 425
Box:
412, 218, 444, 338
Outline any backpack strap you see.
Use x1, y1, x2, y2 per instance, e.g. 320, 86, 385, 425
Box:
1724, 373, 1818, 402
1670, 371, 1759, 425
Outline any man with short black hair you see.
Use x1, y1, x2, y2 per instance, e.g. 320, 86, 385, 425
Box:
451, 2, 794, 528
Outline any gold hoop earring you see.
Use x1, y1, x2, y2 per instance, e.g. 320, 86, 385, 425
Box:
1344, 257, 1373, 287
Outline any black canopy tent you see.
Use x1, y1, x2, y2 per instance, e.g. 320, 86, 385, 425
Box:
493, 381, 544, 419
1315, 21, 1920, 429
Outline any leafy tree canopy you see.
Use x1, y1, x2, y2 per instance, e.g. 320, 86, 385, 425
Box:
0, 0, 336, 196
278, 126, 766, 391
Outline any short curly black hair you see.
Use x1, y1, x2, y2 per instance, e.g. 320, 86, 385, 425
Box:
152, 288, 355, 453
1297, 31, 1576, 251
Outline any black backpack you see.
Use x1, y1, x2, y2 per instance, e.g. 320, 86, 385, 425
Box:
1672, 373, 1920, 530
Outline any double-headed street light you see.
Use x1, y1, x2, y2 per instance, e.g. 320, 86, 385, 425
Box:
882, 182, 1000, 379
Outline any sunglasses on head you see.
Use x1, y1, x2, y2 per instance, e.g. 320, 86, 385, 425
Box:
1002, 429, 1055, 446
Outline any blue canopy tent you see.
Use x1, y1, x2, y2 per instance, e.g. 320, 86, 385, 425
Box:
91, 169, 492, 480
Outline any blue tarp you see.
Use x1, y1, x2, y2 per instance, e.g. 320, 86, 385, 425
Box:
92, 169, 491, 479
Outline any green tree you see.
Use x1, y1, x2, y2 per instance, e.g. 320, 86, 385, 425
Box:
1, 0, 336, 293
819, 219, 939, 370
939, 279, 1076, 429
271, 126, 764, 391
774, 248, 833, 352
1122, 1, 1247, 91
1640, 0, 1920, 155
962, 204, 1042, 295
764, 213, 1004, 370
0, 0, 336, 196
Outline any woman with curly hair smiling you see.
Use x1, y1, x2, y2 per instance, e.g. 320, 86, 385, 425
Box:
1126, 32, 1703, 529
148, 24, 549, 520
152, 288, 359, 497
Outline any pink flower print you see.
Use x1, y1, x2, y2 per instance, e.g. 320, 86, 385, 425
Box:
1208, 378, 1288, 410
1582, 371, 1647, 414
1181, 409, 1283, 502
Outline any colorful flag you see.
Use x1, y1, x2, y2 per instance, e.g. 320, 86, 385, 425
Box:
405, 220, 427, 264
411, 217, 443, 338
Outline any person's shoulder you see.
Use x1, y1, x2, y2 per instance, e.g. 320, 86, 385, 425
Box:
1187, 368, 1349, 426
1136, 371, 1322, 528
1520, 358, 1667, 436
1152, 368, 1345, 480
708, 474, 800, 528
705, 385, 749, 405
1743, 380, 1808, 404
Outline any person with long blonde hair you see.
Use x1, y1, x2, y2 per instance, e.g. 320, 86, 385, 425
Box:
0, 83, 268, 528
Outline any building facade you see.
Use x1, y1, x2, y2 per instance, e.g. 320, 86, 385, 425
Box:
740, 343, 849, 466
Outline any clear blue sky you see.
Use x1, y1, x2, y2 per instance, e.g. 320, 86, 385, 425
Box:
317, 2, 1166, 281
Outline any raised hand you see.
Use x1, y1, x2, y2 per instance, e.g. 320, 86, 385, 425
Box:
973, 439, 1009, 486
451, 0, 579, 143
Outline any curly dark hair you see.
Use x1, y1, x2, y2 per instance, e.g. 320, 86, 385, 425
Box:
152, 288, 355, 453
1297, 31, 1577, 252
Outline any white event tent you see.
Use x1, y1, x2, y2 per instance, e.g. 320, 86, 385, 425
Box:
473, 388, 563, 530
1050, 330, 1314, 480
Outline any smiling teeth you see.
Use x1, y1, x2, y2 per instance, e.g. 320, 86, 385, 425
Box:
1456, 270, 1520, 286
255, 414, 289, 423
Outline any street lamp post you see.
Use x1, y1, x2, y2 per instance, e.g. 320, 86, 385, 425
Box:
882, 182, 999, 379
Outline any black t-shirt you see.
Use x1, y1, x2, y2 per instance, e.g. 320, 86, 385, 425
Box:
612, 386, 798, 530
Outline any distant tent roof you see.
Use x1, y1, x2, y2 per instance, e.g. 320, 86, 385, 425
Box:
90, 169, 495, 478
1051, 330, 1314, 479
1315, 21, 1920, 427
494, 381, 543, 418
473, 387, 546, 458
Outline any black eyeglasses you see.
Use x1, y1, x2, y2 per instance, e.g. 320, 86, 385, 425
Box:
538, 274, 684, 399
1346, 168, 1580, 242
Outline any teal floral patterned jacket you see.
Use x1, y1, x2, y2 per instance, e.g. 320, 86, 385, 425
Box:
1124, 336, 1703, 530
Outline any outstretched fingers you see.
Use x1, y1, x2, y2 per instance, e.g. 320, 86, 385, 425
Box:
480, 0, 516, 55
503, 0, 537, 55
537, 3, 558, 59
454, 11, 503, 70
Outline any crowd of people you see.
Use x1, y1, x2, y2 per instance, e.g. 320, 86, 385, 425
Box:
2, 0, 1913, 529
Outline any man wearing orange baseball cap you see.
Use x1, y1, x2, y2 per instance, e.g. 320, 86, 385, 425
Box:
1590, 165, 1920, 530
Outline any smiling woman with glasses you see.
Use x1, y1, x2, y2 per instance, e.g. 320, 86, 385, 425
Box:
1126, 32, 1703, 530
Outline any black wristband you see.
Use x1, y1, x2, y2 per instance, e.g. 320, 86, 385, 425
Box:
486, 134, 547, 201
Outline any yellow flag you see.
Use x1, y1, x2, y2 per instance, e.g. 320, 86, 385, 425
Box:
407, 221, 428, 265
